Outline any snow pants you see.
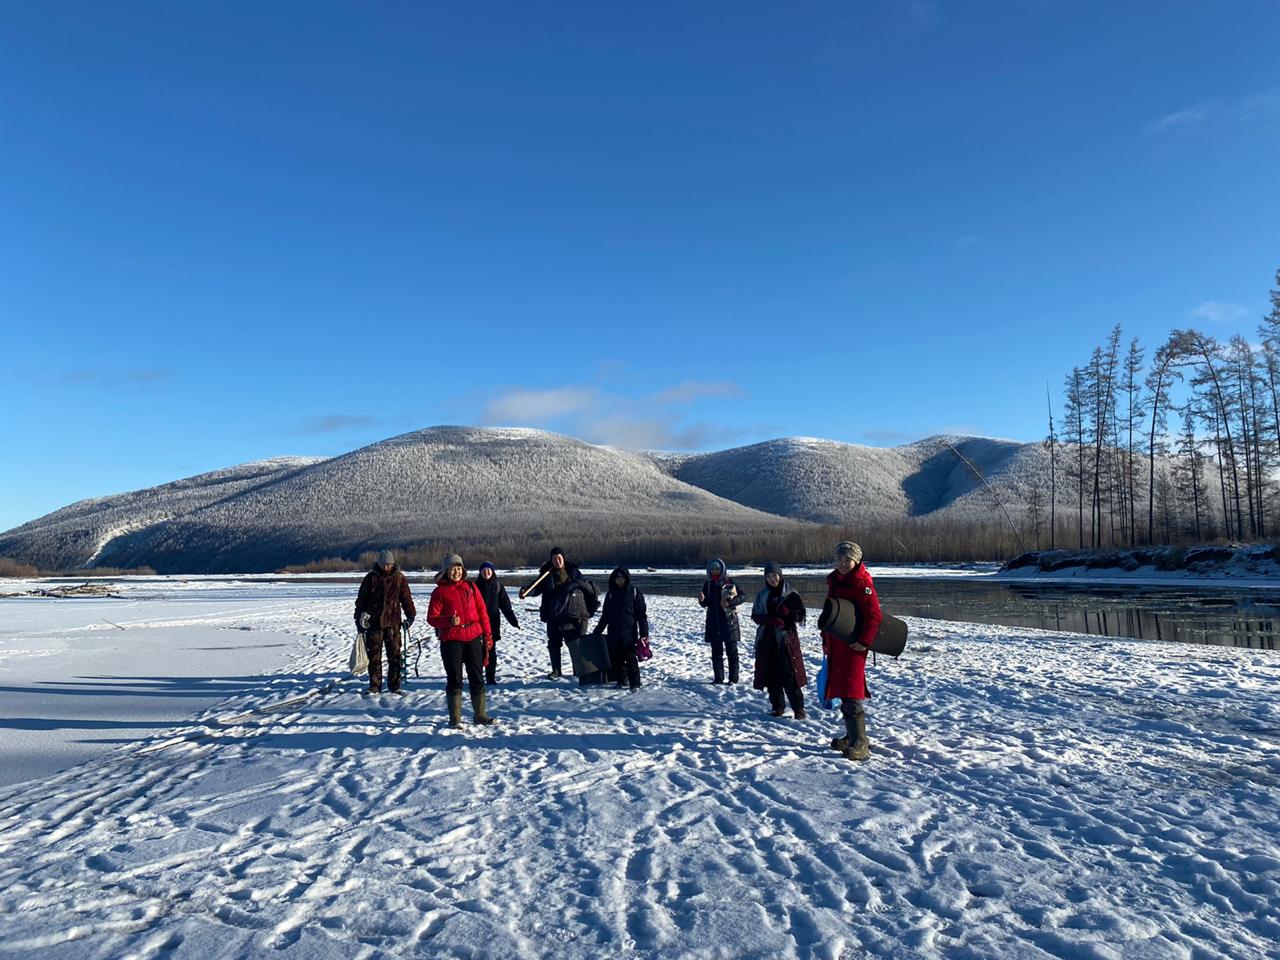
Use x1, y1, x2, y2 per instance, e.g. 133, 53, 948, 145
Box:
709, 636, 739, 684
441, 637, 485, 696
365, 627, 402, 693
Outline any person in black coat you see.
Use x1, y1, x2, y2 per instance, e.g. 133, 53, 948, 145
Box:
519, 546, 595, 680
474, 562, 519, 685
698, 557, 745, 684
590, 566, 648, 691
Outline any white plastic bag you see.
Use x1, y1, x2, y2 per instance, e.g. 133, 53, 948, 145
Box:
348, 632, 369, 676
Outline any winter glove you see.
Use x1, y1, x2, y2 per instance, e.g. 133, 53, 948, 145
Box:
404, 616, 415, 630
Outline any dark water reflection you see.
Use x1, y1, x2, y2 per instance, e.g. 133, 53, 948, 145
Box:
626, 573, 1279, 651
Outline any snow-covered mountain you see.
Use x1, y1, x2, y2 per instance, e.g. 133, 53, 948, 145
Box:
0, 457, 324, 572
658, 435, 1053, 524
5, 426, 1160, 574
0, 428, 800, 573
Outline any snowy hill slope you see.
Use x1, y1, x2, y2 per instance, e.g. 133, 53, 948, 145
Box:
0, 457, 324, 571
659, 435, 1053, 524
0, 428, 800, 573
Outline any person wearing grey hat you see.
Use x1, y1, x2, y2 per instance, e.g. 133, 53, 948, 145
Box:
821, 540, 881, 761
354, 550, 417, 695
427, 554, 494, 727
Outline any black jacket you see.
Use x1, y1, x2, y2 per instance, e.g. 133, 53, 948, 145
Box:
592, 567, 648, 643
474, 572, 519, 641
524, 562, 596, 629
699, 574, 743, 644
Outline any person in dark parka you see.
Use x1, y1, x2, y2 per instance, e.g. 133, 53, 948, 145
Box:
698, 557, 745, 684
353, 550, 416, 694
751, 560, 808, 718
519, 546, 595, 679
590, 566, 649, 691
475, 562, 519, 685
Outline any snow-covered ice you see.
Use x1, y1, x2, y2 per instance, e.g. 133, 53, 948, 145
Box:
0, 582, 1277, 959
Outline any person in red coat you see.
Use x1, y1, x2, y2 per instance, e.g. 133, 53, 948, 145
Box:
427, 553, 494, 729
821, 541, 882, 761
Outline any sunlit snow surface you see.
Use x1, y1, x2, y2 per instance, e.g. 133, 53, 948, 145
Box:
0, 580, 1277, 959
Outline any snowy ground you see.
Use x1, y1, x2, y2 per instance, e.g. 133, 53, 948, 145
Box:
1, 584, 1277, 959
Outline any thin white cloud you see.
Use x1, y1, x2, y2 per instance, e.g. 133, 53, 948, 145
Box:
479, 380, 755, 451
482, 387, 602, 423
1145, 106, 1209, 135
648, 381, 745, 405
1191, 300, 1249, 325
900, 1, 938, 31
50, 368, 172, 393
291, 414, 379, 434
1239, 85, 1280, 123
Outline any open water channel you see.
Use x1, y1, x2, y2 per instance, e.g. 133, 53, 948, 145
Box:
39, 571, 1279, 651
623, 572, 1279, 651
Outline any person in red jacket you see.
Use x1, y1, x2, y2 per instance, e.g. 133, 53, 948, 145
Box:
821, 541, 882, 761
427, 553, 494, 729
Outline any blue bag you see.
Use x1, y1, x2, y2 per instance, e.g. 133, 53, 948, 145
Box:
816, 653, 836, 710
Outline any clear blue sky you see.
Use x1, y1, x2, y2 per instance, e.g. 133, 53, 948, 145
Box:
2, 1, 1277, 531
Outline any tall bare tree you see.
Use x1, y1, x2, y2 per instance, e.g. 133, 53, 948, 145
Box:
1044, 385, 1058, 550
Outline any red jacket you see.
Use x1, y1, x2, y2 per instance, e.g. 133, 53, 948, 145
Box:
820, 564, 882, 701
427, 578, 492, 645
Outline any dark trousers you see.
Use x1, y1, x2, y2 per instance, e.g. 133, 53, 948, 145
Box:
441, 637, 486, 695
365, 627, 403, 692
760, 639, 804, 714
606, 634, 641, 689
709, 636, 739, 683
485, 639, 498, 684
546, 624, 579, 674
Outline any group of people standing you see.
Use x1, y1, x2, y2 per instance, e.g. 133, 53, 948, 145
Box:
694, 542, 882, 761
353, 539, 883, 761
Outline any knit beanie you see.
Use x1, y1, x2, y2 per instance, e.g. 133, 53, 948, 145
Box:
763, 560, 783, 579
378, 550, 395, 568
835, 541, 863, 565
440, 553, 464, 575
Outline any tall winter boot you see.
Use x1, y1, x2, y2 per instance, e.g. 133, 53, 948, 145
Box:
832, 705, 856, 751
447, 691, 463, 729
471, 688, 495, 726
842, 712, 870, 762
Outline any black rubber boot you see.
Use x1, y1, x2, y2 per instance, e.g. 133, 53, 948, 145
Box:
842, 712, 870, 761
447, 691, 463, 729
471, 688, 494, 726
